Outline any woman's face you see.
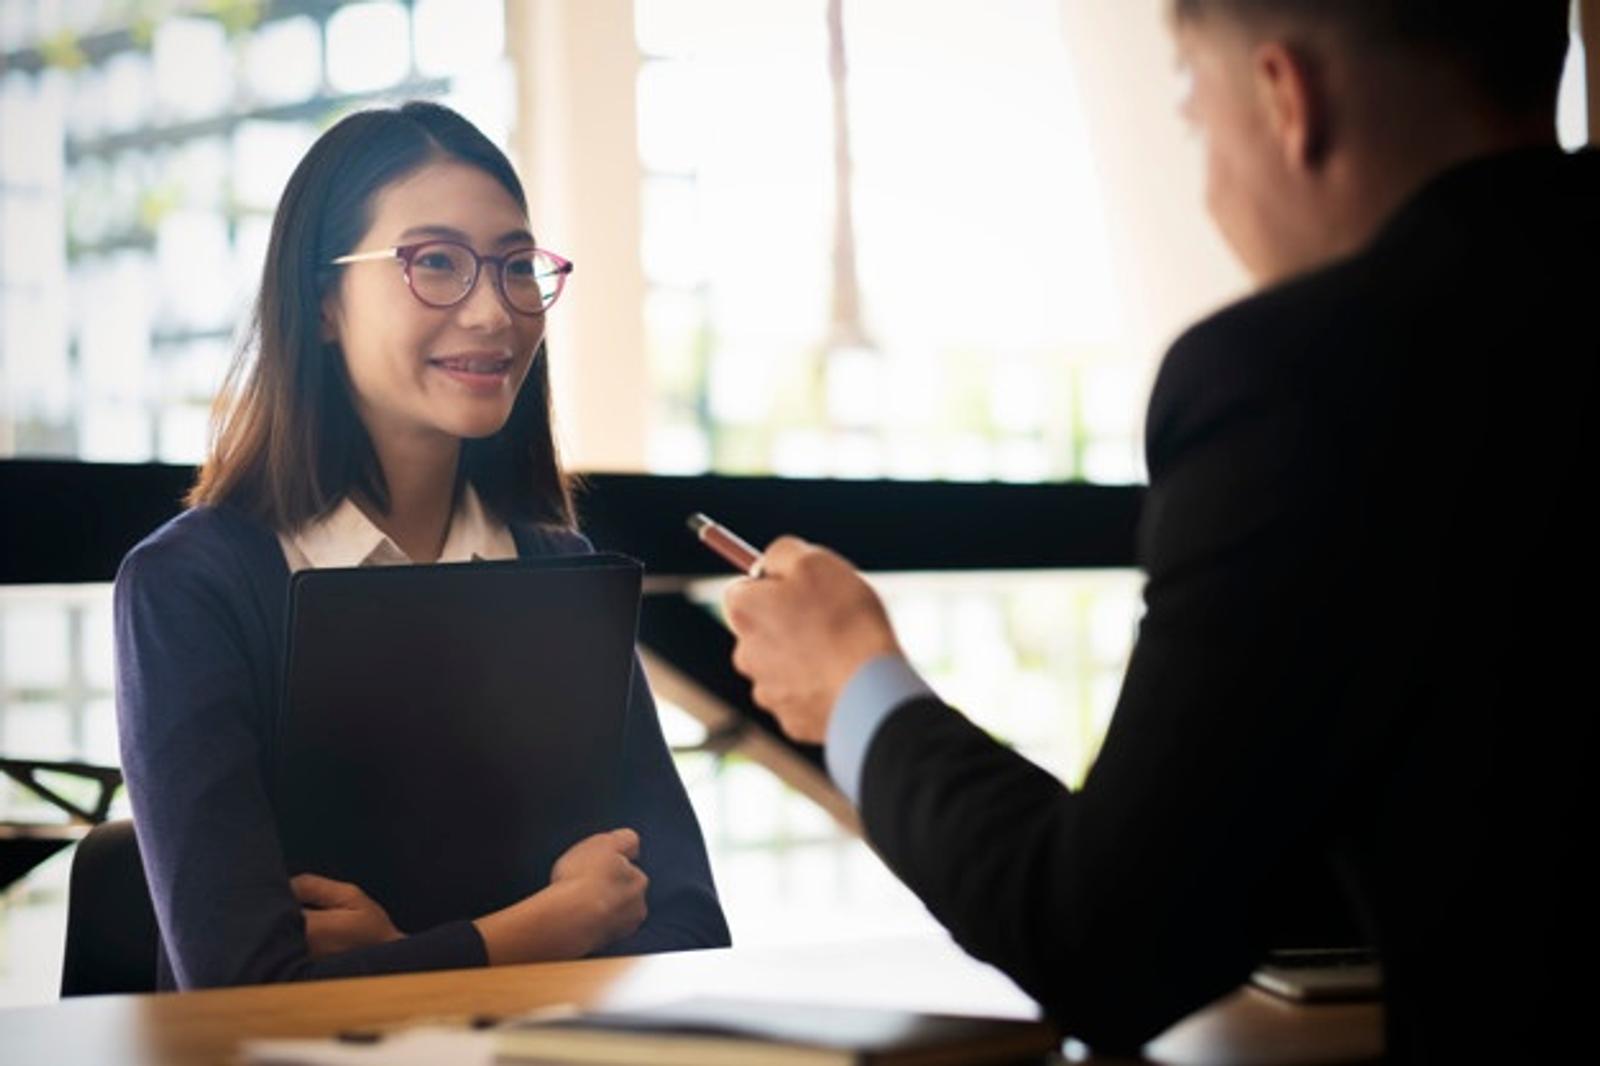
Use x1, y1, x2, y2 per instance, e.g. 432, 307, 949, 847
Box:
323, 160, 546, 449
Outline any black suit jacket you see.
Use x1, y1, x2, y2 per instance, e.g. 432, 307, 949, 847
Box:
858, 147, 1595, 1058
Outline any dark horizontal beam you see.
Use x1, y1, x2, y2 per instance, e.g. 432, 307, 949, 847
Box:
574, 472, 1142, 576
0, 460, 1143, 586
2, 460, 195, 586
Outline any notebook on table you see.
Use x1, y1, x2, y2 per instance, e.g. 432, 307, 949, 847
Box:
496, 998, 1062, 1066
1249, 850, 1382, 1002
273, 553, 643, 934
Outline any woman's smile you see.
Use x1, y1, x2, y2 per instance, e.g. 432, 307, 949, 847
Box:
426, 349, 516, 394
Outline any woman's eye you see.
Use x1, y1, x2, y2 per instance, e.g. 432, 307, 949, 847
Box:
415, 252, 458, 272
505, 257, 536, 278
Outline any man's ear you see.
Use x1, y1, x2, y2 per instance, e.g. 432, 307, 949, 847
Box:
1252, 40, 1329, 172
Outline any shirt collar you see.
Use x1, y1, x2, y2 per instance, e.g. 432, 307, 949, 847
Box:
280, 485, 518, 573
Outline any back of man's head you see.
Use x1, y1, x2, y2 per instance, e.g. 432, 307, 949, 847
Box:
1170, 0, 1573, 283
1172, 0, 1572, 119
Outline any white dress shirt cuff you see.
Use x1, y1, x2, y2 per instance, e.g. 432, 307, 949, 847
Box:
825, 653, 936, 807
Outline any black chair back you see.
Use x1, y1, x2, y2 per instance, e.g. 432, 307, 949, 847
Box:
60, 819, 158, 997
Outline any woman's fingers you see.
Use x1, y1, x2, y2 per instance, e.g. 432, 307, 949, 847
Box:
290, 873, 363, 908
608, 827, 640, 859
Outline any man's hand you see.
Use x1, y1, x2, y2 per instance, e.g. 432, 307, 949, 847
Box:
722, 536, 902, 743
292, 873, 403, 958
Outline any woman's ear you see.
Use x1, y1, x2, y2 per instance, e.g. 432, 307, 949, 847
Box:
320, 296, 340, 345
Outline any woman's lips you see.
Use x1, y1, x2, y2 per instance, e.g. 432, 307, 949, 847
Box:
428, 355, 514, 391
429, 355, 512, 373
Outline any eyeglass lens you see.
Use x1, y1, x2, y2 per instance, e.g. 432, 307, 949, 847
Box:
408, 242, 563, 313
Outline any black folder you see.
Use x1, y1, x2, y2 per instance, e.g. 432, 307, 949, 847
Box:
273, 553, 643, 933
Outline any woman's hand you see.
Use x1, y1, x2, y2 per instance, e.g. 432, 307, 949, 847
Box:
547, 828, 651, 950
291, 873, 404, 958
474, 828, 649, 965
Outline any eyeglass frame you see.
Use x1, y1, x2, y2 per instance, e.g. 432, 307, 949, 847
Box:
329, 240, 574, 315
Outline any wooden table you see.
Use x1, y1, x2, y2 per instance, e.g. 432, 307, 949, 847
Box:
0, 936, 1382, 1065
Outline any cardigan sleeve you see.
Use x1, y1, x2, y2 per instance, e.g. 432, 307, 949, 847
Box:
522, 524, 730, 954
114, 522, 488, 988
593, 654, 731, 955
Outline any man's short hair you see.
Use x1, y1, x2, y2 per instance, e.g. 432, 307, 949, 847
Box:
1172, 0, 1572, 116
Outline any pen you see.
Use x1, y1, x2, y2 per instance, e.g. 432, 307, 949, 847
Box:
687, 513, 765, 577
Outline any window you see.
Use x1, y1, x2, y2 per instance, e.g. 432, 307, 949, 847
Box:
615, 0, 1175, 957
0, 0, 510, 463
634, 0, 1146, 482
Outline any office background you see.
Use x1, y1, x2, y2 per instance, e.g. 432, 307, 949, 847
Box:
0, 0, 1592, 1006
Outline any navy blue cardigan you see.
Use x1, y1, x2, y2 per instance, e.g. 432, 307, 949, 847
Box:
114, 504, 729, 990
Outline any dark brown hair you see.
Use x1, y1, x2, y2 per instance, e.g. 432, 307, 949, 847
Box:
1172, 0, 1572, 117
189, 100, 575, 531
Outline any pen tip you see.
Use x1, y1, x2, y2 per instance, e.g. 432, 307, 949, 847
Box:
686, 513, 710, 534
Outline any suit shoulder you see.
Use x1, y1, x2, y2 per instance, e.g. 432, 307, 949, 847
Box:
1165, 257, 1373, 384
1149, 254, 1391, 438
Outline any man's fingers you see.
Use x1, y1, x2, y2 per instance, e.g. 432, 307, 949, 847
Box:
750, 681, 773, 711
724, 570, 796, 635
730, 635, 762, 679
722, 536, 850, 634
722, 553, 813, 636
722, 577, 765, 635
757, 535, 812, 578
750, 680, 788, 715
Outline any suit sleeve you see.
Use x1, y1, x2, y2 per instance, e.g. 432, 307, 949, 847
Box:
595, 655, 732, 955
114, 537, 487, 988
856, 326, 1362, 1049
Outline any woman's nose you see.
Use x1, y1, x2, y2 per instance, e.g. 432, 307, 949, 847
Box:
456, 267, 515, 330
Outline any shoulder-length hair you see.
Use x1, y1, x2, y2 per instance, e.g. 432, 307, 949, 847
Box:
189, 100, 575, 531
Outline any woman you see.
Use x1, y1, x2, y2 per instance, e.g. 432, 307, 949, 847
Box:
114, 101, 729, 989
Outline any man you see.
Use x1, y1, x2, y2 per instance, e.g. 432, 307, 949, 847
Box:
724, 0, 1591, 1057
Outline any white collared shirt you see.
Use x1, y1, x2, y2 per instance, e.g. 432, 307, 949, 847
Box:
277, 485, 519, 573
